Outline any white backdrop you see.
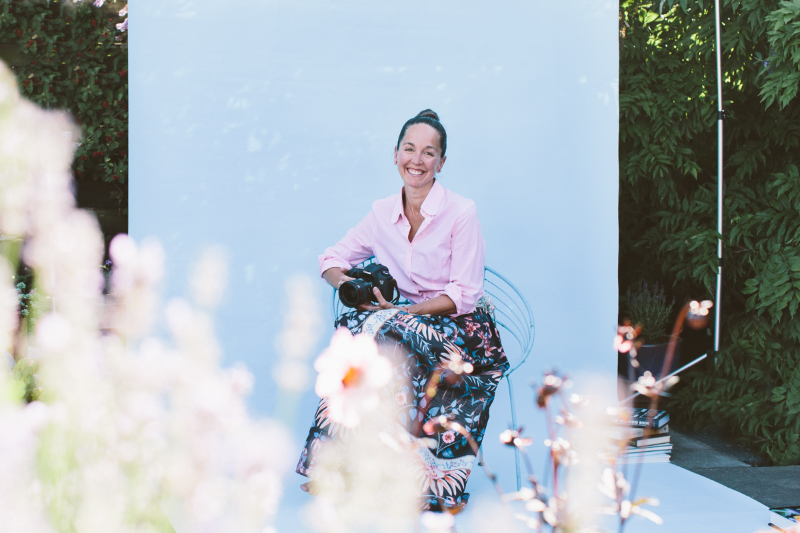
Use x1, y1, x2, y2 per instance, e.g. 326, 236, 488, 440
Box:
130, 0, 619, 528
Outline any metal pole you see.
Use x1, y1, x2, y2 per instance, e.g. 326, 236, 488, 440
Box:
714, 0, 724, 354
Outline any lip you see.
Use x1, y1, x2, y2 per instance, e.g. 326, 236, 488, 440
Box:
406, 167, 424, 176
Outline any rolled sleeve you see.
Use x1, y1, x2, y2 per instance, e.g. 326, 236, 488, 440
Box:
319, 211, 376, 277
438, 202, 485, 315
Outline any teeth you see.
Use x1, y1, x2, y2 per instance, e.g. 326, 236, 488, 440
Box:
408, 169, 423, 175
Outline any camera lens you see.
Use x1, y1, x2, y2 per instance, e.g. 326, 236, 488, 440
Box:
339, 279, 372, 308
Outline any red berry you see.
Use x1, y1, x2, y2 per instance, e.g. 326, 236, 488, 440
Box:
22, 79, 29, 87
40, 24, 44, 30
92, 20, 97, 27
81, 155, 87, 161
117, 132, 123, 138
119, 70, 127, 77
77, 52, 83, 57
106, 136, 112, 143
120, 151, 126, 157
76, 171, 82, 176
112, 175, 119, 181
32, 60, 37, 65
102, 101, 108, 109
16, 29, 22, 37
26, 40, 33, 48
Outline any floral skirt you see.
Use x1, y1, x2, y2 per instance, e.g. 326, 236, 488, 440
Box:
297, 307, 509, 511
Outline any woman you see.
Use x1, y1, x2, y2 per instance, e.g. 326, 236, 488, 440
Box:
297, 109, 509, 511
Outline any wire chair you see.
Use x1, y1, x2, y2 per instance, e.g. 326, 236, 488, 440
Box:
331, 261, 535, 490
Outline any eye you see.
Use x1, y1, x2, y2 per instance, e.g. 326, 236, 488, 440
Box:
424, 151, 434, 157
405, 147, 413, 152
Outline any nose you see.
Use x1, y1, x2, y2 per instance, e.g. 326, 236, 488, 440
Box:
411, 150, 424, 165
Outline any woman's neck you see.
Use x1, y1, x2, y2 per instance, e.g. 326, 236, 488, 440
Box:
403, 178, 435, 216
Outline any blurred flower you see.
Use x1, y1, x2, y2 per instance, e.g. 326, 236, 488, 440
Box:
499, 428, 532, 447
93, 0, 104, 5
395, 391, 407, 405
535, 371, 564, 408
686, 300, 713, 329
0, 62, 290, 533
314, 328, 391, 428
420, 510, 454, 532
441, 430, 456, 444
544, 437, 575, 467
190, 247, 228, 309
630, 370, 679, 399
273, 275, 321, 392
422, 415, 451, 435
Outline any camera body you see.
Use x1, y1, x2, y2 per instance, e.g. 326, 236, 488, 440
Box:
339, 263, 398, 308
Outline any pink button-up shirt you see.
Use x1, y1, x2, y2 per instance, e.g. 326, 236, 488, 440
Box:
319, 180, 485, 316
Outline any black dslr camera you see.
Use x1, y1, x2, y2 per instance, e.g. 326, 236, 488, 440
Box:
339, 263, 398, 308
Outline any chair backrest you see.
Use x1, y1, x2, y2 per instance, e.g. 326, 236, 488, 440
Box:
482, 266, 534, 376
331, 261, 534, 375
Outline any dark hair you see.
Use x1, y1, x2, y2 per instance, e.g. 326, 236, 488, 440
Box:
396, 109, 447, 157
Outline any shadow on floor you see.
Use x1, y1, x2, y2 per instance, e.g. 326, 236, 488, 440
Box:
671, 427, 800, 509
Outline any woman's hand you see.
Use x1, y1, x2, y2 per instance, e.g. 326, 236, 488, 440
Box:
322, 267, 354, 289
356, 287, 398, 312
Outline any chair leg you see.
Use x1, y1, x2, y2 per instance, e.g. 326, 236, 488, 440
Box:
507, 376, 522, 491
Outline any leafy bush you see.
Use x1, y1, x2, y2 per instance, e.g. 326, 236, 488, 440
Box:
619, 0, 800, 464
0, 0, 127, 207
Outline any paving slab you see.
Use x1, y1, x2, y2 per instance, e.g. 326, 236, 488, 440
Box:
671, 428, 800, 509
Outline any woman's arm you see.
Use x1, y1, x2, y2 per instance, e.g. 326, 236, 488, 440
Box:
440, 202, 485, 315
360, 288, 456, 316
319, 211, 376, 279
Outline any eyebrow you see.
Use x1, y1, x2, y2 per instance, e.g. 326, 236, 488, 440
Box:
402, 141, 438, 152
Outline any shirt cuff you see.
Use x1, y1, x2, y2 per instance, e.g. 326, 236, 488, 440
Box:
440, 282, 476, 316
319, 255, 352, 278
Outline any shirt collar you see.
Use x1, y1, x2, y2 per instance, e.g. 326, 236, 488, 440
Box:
390, 179, 445, 223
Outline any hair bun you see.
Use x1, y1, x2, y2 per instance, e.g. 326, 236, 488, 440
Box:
416, 109, 440, 121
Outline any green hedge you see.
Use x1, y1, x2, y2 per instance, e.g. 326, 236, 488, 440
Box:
0, 0, 127, 205
619, 0, 800, 464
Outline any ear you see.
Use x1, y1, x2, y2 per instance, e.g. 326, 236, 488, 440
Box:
394, 146, 398, 166
437, 155, 446, 173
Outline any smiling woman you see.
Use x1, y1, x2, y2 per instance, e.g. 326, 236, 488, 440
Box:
296, 109, 509, 512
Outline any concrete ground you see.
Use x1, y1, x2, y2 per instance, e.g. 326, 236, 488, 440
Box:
671, 427, 800, 509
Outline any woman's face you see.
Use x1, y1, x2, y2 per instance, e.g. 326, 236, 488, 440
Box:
394, 123, 446, 191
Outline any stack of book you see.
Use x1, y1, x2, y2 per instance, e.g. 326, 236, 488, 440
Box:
612, 408, 672, 464
769, 507, 800, 532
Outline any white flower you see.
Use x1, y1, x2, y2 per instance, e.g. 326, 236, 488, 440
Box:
93, 0, 104, 6
314, 328, 391, 428
116, 19, 128, 32
421, 510, 454, 532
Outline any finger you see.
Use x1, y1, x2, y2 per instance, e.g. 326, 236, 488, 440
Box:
373, 287, 390, 307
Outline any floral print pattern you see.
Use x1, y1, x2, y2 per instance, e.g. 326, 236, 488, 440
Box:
297, 308, 509, 511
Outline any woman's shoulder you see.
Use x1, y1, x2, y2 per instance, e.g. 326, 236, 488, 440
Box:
370, 190, 402, 215
441, 187, 478, 218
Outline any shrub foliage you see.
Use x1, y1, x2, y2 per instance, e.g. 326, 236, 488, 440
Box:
619, 0, 800, 464
0, 0, 127, 206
